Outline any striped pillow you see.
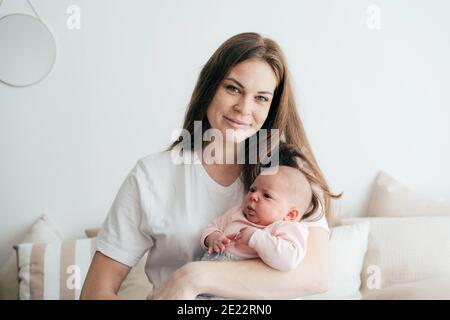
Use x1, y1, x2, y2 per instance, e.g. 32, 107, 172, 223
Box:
16, 238, 96, 300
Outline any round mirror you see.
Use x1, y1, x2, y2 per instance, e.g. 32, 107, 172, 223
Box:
0, 14, 56, 87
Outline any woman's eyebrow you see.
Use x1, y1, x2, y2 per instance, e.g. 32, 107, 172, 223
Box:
225, 77, 273, 96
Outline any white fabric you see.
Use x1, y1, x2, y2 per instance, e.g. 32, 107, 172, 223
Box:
303, 222, 370, 300
340, 217, 450, 297
368, 171, 450, 217
17, 243, 31, 300
42, 242, 61, 300
97, 149, 329, 288
362, 277, 450, 300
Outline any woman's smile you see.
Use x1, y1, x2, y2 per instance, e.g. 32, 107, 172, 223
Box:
223, 115, 251, 128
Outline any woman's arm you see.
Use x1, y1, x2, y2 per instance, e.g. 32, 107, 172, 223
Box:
149, 227, 330, 299
80, 251, 131, 300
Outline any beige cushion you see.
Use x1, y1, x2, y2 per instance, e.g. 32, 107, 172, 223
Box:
84, 228, 101, 239
16, 235, 152, 300
341, 217, 450, 297
117, 253, 152, 300
303, 222, 370, 300
0, 215, 61, 300
16, 238, 97, 299
368, 171, 450, 217
363, 277, 450, 300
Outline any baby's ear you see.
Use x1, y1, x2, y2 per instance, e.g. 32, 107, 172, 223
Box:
285, 208, 301, 221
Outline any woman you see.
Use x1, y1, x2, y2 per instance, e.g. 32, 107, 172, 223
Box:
81, 32, 340, 300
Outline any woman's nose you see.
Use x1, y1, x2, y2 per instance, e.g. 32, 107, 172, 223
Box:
234, 95, 253, 115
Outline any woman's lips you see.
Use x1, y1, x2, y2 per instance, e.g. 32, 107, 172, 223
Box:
223, 116, 250, 128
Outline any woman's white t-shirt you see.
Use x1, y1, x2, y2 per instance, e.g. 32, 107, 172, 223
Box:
96, 149, 329, 288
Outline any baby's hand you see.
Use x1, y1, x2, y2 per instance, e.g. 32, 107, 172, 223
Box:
227, 226, 258, 246
205, 231, 232, 254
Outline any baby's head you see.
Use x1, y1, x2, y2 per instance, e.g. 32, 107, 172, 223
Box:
242, 165, 312, 226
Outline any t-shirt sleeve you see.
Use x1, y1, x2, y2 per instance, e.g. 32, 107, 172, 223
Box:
96, 160, 154, 267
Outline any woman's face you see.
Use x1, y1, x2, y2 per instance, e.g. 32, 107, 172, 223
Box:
206, 59, 278, 145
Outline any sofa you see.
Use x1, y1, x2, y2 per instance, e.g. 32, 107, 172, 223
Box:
1, 171, 449, 300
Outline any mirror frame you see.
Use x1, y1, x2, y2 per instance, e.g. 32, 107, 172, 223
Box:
0, 13, 57, 87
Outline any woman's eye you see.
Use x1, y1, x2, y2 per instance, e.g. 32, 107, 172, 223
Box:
226, 85, 240, 94
256, 96, 269, 102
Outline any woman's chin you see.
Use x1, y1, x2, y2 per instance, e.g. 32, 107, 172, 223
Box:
220, 129, 247, 142
220, 125, 257, 142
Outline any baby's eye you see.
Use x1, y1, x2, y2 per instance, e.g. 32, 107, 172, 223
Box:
249, 187, 256, 193
226, 85, 240, 94
263, 193, 271, 199
256, 96, 269, 102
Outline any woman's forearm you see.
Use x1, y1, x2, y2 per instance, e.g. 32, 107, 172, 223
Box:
190, 228, 330, 299
80, 289, 120, 300
80, 251, 131, 300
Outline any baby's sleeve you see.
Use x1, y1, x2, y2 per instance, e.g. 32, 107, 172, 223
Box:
248, 222, 309, 272
96, 161, 154, 267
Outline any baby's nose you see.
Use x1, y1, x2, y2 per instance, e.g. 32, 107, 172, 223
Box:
250, 193, 258, 202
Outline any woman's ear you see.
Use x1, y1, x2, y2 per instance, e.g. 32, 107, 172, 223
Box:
284, 208, 300, 221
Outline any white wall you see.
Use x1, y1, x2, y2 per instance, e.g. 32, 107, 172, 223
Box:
1, 0, 449, 265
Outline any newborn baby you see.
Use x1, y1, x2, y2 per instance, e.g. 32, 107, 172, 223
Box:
200, 165, 313, 272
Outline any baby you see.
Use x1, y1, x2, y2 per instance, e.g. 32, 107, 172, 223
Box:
200, 165, 313, 273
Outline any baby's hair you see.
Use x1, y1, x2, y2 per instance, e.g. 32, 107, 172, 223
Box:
259, 142, 339, 221
260, 165, 313, 221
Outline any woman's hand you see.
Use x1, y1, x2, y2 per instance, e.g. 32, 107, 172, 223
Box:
146, 262, 203, 300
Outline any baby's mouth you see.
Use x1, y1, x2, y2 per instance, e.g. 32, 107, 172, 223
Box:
244, 206, 255, 219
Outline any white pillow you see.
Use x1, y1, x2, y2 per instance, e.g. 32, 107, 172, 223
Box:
302, 222, 370, 300
363, 277, 450, 300
340, 217, 450, 297
0, 215, 62, 300
368, 171, 450, 217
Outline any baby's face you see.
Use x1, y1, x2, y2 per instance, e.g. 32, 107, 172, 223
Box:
242, 168, 305, 226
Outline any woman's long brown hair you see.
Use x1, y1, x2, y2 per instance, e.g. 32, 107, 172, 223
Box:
167, 32, 341, 224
